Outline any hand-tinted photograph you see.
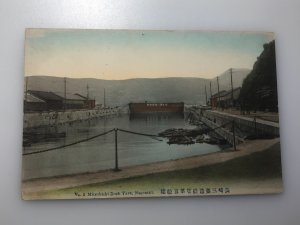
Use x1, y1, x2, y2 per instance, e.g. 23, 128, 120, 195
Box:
22, 29, 282, 200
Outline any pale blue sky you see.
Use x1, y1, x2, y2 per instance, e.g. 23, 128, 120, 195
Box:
25, 29, 274, 79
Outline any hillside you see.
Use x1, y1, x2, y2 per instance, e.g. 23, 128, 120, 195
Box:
25, 68, 250, 106
239, 41, 278, 112
210, 68, 251, 93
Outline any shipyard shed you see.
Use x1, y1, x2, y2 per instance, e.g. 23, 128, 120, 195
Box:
210, 90, 227, 108
74, 93, 96, 109
209, 88, 241, 109
55, 93, 87, 109
26, 90, 64, 111
219, 87, 241, 108
25, 90, 96, 112
24, 92, 47, 112
54, 93, 95, 110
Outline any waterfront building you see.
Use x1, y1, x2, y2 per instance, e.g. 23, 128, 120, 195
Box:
24, 90, 96, 112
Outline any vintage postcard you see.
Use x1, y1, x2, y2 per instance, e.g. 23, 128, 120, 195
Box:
22, 29, 282, 200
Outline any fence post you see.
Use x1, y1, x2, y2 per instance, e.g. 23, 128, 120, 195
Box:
114, 128, 121, 171
254, 116, 257, 137
232, 120, 236, 151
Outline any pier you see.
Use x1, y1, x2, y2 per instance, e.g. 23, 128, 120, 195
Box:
202, 110, 279, 137
187, 107, 280, 148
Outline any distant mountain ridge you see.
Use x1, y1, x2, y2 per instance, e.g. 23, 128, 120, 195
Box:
25, 68, 251, 106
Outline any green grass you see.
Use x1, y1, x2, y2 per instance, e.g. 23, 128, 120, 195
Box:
29, 142, 283, 199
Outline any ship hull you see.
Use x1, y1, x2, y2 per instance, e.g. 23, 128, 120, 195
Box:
129, 102, 184, 114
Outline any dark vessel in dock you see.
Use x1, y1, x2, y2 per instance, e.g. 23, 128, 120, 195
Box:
129, 102, 184, 114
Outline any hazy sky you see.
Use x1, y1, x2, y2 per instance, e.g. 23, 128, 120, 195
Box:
25, 29, 274, 79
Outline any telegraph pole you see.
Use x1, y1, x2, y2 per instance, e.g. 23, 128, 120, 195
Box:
205, 85, 208, 106
217, 76, 220, 109
230, 68, 234, 106
232, 120, 236, 151
103, 88, 106, 108
64, 77, 67, 111
25, 77, 28, 102
209, 81, 212, 106
86, 84, 89, 99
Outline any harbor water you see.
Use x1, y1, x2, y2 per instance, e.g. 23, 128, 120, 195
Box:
22, 113, 225, 180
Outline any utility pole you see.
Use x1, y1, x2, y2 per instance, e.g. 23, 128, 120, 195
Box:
209, 81, 212, 107
205, 85, 208, 106
86, 84, 89, 99
230, 68, 234, 107
232, 120, 236, 151
64, 77, 67, 111
103, 88, 106, 108
217, 76, 220, 109
25, 77, 28, 102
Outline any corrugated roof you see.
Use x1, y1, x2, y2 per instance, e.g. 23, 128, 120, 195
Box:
74, 93, 88, 100
28, 90, 87, 101
24, 93, 45, 102
28, 90, 63, 101
54, 92, 87, 100
211, 90, 228, 98
211, 87, 241, 98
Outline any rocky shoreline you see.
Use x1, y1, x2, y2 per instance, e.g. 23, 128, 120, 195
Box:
158, 124, 227, 145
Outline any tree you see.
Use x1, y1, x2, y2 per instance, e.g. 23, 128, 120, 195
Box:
239, 40, 278, 112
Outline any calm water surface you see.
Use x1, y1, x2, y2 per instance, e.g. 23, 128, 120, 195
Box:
23, 113, 224, 180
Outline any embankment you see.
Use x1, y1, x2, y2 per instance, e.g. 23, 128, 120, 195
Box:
22, 138, 279, 199
23, 107, 120, 129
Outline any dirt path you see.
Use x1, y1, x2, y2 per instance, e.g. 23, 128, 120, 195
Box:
22, 138, 280, 196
